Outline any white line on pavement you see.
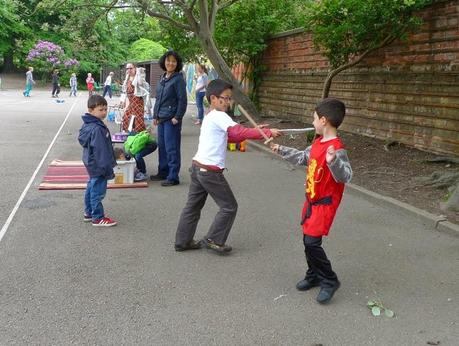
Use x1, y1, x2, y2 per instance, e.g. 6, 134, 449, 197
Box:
0, 97, 80, 244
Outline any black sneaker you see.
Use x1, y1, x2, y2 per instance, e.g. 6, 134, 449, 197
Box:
316, 281, 341, 304
150, 174, 167, 181
201, 238, 232, 254
296, 278, 320, 291
174, 240, 202, 252
161, 180, 179, 187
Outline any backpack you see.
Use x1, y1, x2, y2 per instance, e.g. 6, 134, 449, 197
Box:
124, 131, 155, 156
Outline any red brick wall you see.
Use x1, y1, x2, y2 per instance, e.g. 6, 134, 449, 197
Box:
258, 0, 459, 155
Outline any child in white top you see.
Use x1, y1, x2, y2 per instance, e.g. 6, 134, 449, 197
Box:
174, 79, 281, 254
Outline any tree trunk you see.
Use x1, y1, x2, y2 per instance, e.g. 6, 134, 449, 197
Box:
1, 50, 18, 73
322, 67, 346, 99
322, 72, 333, 99
197, 33, 259, 117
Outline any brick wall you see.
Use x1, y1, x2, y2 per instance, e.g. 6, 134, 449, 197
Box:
258, 0, 459, 155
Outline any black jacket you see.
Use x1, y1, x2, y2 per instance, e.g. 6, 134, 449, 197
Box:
153, 72, 187, 121
52, 73, 60, 85
78, 114, 116, 179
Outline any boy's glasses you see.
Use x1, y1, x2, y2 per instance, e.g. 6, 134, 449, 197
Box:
218, 96, 232, 102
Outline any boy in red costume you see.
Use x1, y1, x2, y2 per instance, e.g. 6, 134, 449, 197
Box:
271, 98, 352, 304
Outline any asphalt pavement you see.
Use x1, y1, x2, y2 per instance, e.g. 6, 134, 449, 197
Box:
0, 89, 457, 345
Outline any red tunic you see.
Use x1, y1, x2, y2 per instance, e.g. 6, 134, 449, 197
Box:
122, 80, 146, 133
302, 136, 345, 237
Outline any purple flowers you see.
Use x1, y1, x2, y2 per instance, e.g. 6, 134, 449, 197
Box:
26, 40, 79, 70
64, 58, 80, 67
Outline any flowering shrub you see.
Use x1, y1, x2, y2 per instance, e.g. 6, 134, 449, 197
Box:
26, 41, 64, 66
26, 41, 79, 77
64, 58, 80, 68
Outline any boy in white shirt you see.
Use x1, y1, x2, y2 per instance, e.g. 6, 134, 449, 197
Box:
174, 79, 282, 254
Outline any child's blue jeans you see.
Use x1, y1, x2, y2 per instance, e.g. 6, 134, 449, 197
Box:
84, 176, 108, 220
195, 91, 206, 121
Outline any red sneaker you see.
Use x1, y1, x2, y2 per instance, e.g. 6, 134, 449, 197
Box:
92, 217, 117, 227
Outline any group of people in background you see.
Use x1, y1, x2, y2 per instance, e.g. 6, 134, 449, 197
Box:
22, 68, 117, 99
22, 50, 205, 189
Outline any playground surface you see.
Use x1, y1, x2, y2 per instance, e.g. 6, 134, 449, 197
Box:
0, 89, 457, 345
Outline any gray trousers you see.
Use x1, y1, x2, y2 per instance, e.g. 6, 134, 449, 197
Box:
175, 165, 238, 246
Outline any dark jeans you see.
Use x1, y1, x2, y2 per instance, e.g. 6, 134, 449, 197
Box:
52, 83, 60, 97
157, 119, 182, 182
134, 142, 157, 173
303, 235, 339, 288
195, 91, 206, 121
102, 85, 112, 98
84, 176, 108, 220
175, 165, 238, 246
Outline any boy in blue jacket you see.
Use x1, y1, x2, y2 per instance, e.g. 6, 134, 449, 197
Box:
78, 95, 117, 227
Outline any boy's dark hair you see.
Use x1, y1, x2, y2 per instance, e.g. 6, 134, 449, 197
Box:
87, 95, 107, 109
315, 98, 346, 128
206, 79, 233, 103
158, 50, 183, 72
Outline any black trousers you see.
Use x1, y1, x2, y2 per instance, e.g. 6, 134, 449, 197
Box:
303, 235, 338, 288
175, 165, 238, 246
52, 83, 60, 96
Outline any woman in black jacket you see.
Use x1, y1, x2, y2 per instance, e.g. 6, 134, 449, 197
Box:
151, 50, 187, 186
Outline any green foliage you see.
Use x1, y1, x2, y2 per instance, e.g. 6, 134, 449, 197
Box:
127, 38, 166, 62
305, 0, 432, 68
215, 0, 305, 67
0, 0, 29, 56
159, 22, 202, 62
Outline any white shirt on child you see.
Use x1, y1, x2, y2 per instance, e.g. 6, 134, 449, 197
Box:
193, 109, 237, 169
104, 75, 112, 86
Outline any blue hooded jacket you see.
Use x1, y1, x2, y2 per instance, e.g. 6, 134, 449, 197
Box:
153, 72, 187, 122
78, 113, 116, 179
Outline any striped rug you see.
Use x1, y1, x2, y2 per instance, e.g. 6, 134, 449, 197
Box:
39, 160, 148, 190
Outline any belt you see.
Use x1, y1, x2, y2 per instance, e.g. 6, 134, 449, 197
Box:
192, 160, 224, 173
301, 195, 332, 225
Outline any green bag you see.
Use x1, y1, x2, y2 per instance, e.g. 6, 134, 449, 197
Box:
124, 131, 155, 155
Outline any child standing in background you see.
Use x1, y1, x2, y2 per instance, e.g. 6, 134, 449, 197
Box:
69, 73, 77, 97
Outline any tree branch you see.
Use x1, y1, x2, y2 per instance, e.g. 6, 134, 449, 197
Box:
219, 0, 240, 10
209, 0, 218, 34
199, 0, 210, 32
134, 0, 193, 31
322, 34, 397, 98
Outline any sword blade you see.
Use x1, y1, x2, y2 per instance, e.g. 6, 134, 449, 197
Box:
279, 128, 315, 134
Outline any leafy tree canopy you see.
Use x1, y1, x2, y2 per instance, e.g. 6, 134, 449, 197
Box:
127, 38, 167, 62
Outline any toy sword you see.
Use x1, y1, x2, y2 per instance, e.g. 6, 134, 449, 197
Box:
279, 128, 315, 134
